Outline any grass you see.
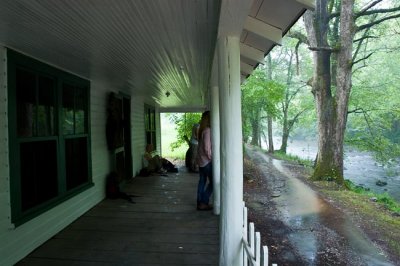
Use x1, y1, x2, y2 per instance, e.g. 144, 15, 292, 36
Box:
272, 150, 314, 167
344, 179, 400, 213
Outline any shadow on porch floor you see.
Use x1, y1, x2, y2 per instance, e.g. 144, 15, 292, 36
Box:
17, 168, 219, 265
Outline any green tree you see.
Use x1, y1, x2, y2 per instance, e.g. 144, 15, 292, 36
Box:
263, 35, 314, 153
168, 113, 201, 151
242, 68, 284, 147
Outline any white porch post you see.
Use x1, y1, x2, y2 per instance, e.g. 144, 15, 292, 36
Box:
218, 36, 243, 266
210, 75, 221, 215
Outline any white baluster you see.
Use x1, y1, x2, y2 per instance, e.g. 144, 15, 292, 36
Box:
255, 232, 261, 266
262, 245, 268, 266
243, 203, 248, 266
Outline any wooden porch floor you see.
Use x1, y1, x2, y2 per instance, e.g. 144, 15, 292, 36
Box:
17, 168, 219, 265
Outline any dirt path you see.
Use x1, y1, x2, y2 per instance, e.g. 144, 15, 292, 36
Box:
244, 146, 395, 266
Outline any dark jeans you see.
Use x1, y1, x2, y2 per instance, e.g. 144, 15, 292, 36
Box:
197, 162, 213, 205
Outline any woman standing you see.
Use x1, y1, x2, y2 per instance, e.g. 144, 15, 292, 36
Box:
196, 111, 213, 210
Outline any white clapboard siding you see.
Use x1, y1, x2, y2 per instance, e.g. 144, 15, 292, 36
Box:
131, 95, 146, 176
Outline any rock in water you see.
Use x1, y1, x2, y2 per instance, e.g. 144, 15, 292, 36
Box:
271, 190, 281, 197
375, 180, 387, 187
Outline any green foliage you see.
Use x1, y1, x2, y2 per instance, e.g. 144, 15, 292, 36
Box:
241, 68, 285, 142
346, 22, 400, 165
160, 114, 188, 159
242, 68, 285, 116
166, 113, 201, 151
267, 36, 315, 149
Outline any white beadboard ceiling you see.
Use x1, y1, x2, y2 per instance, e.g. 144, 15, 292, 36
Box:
0, 0, 312, 111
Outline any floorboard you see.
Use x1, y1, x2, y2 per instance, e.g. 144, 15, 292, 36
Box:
17, 168, 219, 265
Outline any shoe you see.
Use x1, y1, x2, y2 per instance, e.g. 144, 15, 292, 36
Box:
197, 203, 212, 211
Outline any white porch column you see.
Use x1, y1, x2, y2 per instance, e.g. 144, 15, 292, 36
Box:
210, 80, 220, 215
218, 36, 243, 266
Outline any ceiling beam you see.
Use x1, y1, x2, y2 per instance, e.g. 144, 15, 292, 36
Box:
240, 61, 254, 75
218, 0, 253, 37
240, 43, 265, 64
296, 0, 315, 11
244, 16, 282, 45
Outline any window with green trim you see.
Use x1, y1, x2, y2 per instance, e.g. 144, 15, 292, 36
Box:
144, 105, 156, 147
8, 50, 92, 225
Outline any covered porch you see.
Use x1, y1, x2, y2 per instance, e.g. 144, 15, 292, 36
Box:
17, 167, 219, 265
0, 1, 314, 265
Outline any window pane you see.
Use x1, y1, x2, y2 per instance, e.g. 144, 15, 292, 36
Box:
75, 87, 87, 134
16, 69, 36, 137
37, 76, 55, 136
115, 151, 125, 181
63, 84, 75, 135
145, 111, 149, 131
20, 141, 58, 212
65, 137, 88, 190
150, 111, 155, 130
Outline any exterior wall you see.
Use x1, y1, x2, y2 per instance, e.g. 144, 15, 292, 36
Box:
0, 47, 147, 265
131, 95, 146, 176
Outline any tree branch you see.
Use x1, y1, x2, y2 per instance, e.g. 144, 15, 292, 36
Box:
352, 52, 374, 66
331, 2, 400, 21
357, 13, 400, 32
287, 109, 307, 132
357, 0, 383, 17
347, 107, 365, 114
353, 35, 378, 43
286, 31, 309, 45
295, 40, 301, 75
356, 6, 400, 18
352, 64, 368, 74
353, 14, 376, 63
308, 46, 338, 52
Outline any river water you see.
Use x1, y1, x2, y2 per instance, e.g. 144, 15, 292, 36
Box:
262, 138, 400, 202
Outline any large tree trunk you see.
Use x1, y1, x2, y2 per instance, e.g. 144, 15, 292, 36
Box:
334, 0, 355, 179
304, 1, 343, 183
250, 116, 260, 146
280, 108, 289, 153
280, 50, 293, 154
304, 0, 355, 184
267, 115, 274, 153
266, 54, 274, 153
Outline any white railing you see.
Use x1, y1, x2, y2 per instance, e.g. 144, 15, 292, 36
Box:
242, 202, 277, 266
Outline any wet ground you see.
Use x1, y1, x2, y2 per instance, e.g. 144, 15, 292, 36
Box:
244, 145, 395, 266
